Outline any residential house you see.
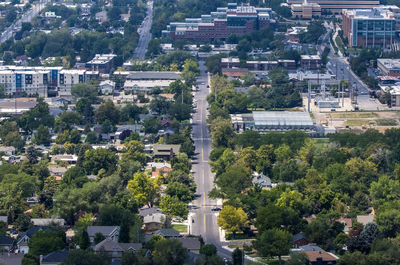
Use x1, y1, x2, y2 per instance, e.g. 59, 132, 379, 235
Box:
51, 154, 78, 165
32, 218, 65, 227
292, 232, 309, 248
94, 238, 142, 259
252, 172, 272, 188
357, 214, 375, 226
17, 226, 53, 253
152, 229, 181, 238
337, 218, 352, 233
143, 212, 166, 232
48, 166, 68, 178
152, 144, 181, 161
87, 226, 120, 243
115, 124, 142, 139
176, 237, 201, 254
120, 13, 130, 22
139, 207, 163, 218
40, 249, 69, 265
0, 146, 15, 156
303, 250, 339, 265
95, 11, 108, 23
99, 80, 115, 95
0, 236, 14, 251
0, 216, 7, 225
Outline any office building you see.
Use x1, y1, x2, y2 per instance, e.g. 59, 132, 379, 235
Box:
287, 0, 379, 13
291, 0, 321, 18
342, 8, 396, 49
162, 3, 274, 41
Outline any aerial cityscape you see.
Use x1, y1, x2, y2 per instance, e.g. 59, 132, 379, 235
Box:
0, 0, 400, 264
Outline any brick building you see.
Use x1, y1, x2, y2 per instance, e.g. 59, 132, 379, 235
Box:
163, 3, 274, 41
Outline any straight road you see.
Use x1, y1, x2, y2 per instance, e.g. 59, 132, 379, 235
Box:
132, 0, 153, 60
190, 62, 220, 245
1, 0, 50, 43
190, 62, 252, 262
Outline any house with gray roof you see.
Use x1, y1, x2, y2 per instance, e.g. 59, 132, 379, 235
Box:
40, 249, 69, 265
176, 237, 201, 254
94, 238, 142, 259
87, 226, 120, 243
0, 236, 14, 251
153, 144, 181, 161
152, 229, 181, 238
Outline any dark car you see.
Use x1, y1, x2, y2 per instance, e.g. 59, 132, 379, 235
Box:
211, 207, 221, 212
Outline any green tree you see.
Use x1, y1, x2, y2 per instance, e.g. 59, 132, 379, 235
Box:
153, 239, 188, 265
200, 244, 217, 257
75, 98, 95, 124
127, 172, 160, 207
29, 230, 65, 256
165, 182, 194, 203
210, 117, 235, 148
82, 148, 118, 175
254, 229, 292, 265
160, 195, 189, 218
33, 125, 51, 146
376, 208, 400, 237
95, 100, 120, 125
71, 83, 98, 99
78, 229, 90, 250
232, 248, 243, 265
217, 205, 248, 235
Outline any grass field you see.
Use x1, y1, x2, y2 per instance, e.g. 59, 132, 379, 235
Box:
331, 112, 378, 118
172, 224, 187, 233
376, 119, 398, 126
346, 120, 370, 126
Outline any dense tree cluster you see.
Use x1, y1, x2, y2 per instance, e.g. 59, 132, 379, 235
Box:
209, 83, 400, 261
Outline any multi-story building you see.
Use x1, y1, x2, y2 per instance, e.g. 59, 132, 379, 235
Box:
0, 65, 64, 97
377, 58, 400, 76
342, 8, 396, 49
221, 57, 241, 68
58, 69, 87, 97
291, 0, 321, 18
162, 3, 274, 41
287, 0, 379, 14
85, 54, 116, 74
300, 55, 321, 70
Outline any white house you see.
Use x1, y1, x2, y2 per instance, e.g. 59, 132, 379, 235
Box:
99, 80, 115, 95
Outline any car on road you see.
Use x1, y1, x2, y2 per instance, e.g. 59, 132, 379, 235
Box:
211, 207, 221, 212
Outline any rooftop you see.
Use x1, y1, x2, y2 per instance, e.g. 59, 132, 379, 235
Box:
343, 8, 395, 20
378, 58, 400, 69
252, 111, 313, 127
126, 71, 181, 80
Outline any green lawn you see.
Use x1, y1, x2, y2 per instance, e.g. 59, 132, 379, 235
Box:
376, 119, 398, 126
172, 224, 187, 233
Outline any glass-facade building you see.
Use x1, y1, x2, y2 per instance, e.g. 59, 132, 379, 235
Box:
343, 8, 396, 49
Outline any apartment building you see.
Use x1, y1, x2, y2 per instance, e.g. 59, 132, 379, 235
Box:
85, 54, 116, 74
58, 69, 87, 97
163, 3, 274, 41
300, 55, 321, 70
342, 8, 396, 49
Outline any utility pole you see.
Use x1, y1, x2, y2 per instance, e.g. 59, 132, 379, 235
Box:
308, 80, 311, 112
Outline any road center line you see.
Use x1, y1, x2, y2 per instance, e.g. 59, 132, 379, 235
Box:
204, 214, 206, 234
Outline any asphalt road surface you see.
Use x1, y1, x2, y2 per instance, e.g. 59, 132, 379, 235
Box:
132, 0, 153, 60
1, 0, 50, 43
189, 62, 241, 261
190, 62, 220, 243
327, 57, 369, 95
